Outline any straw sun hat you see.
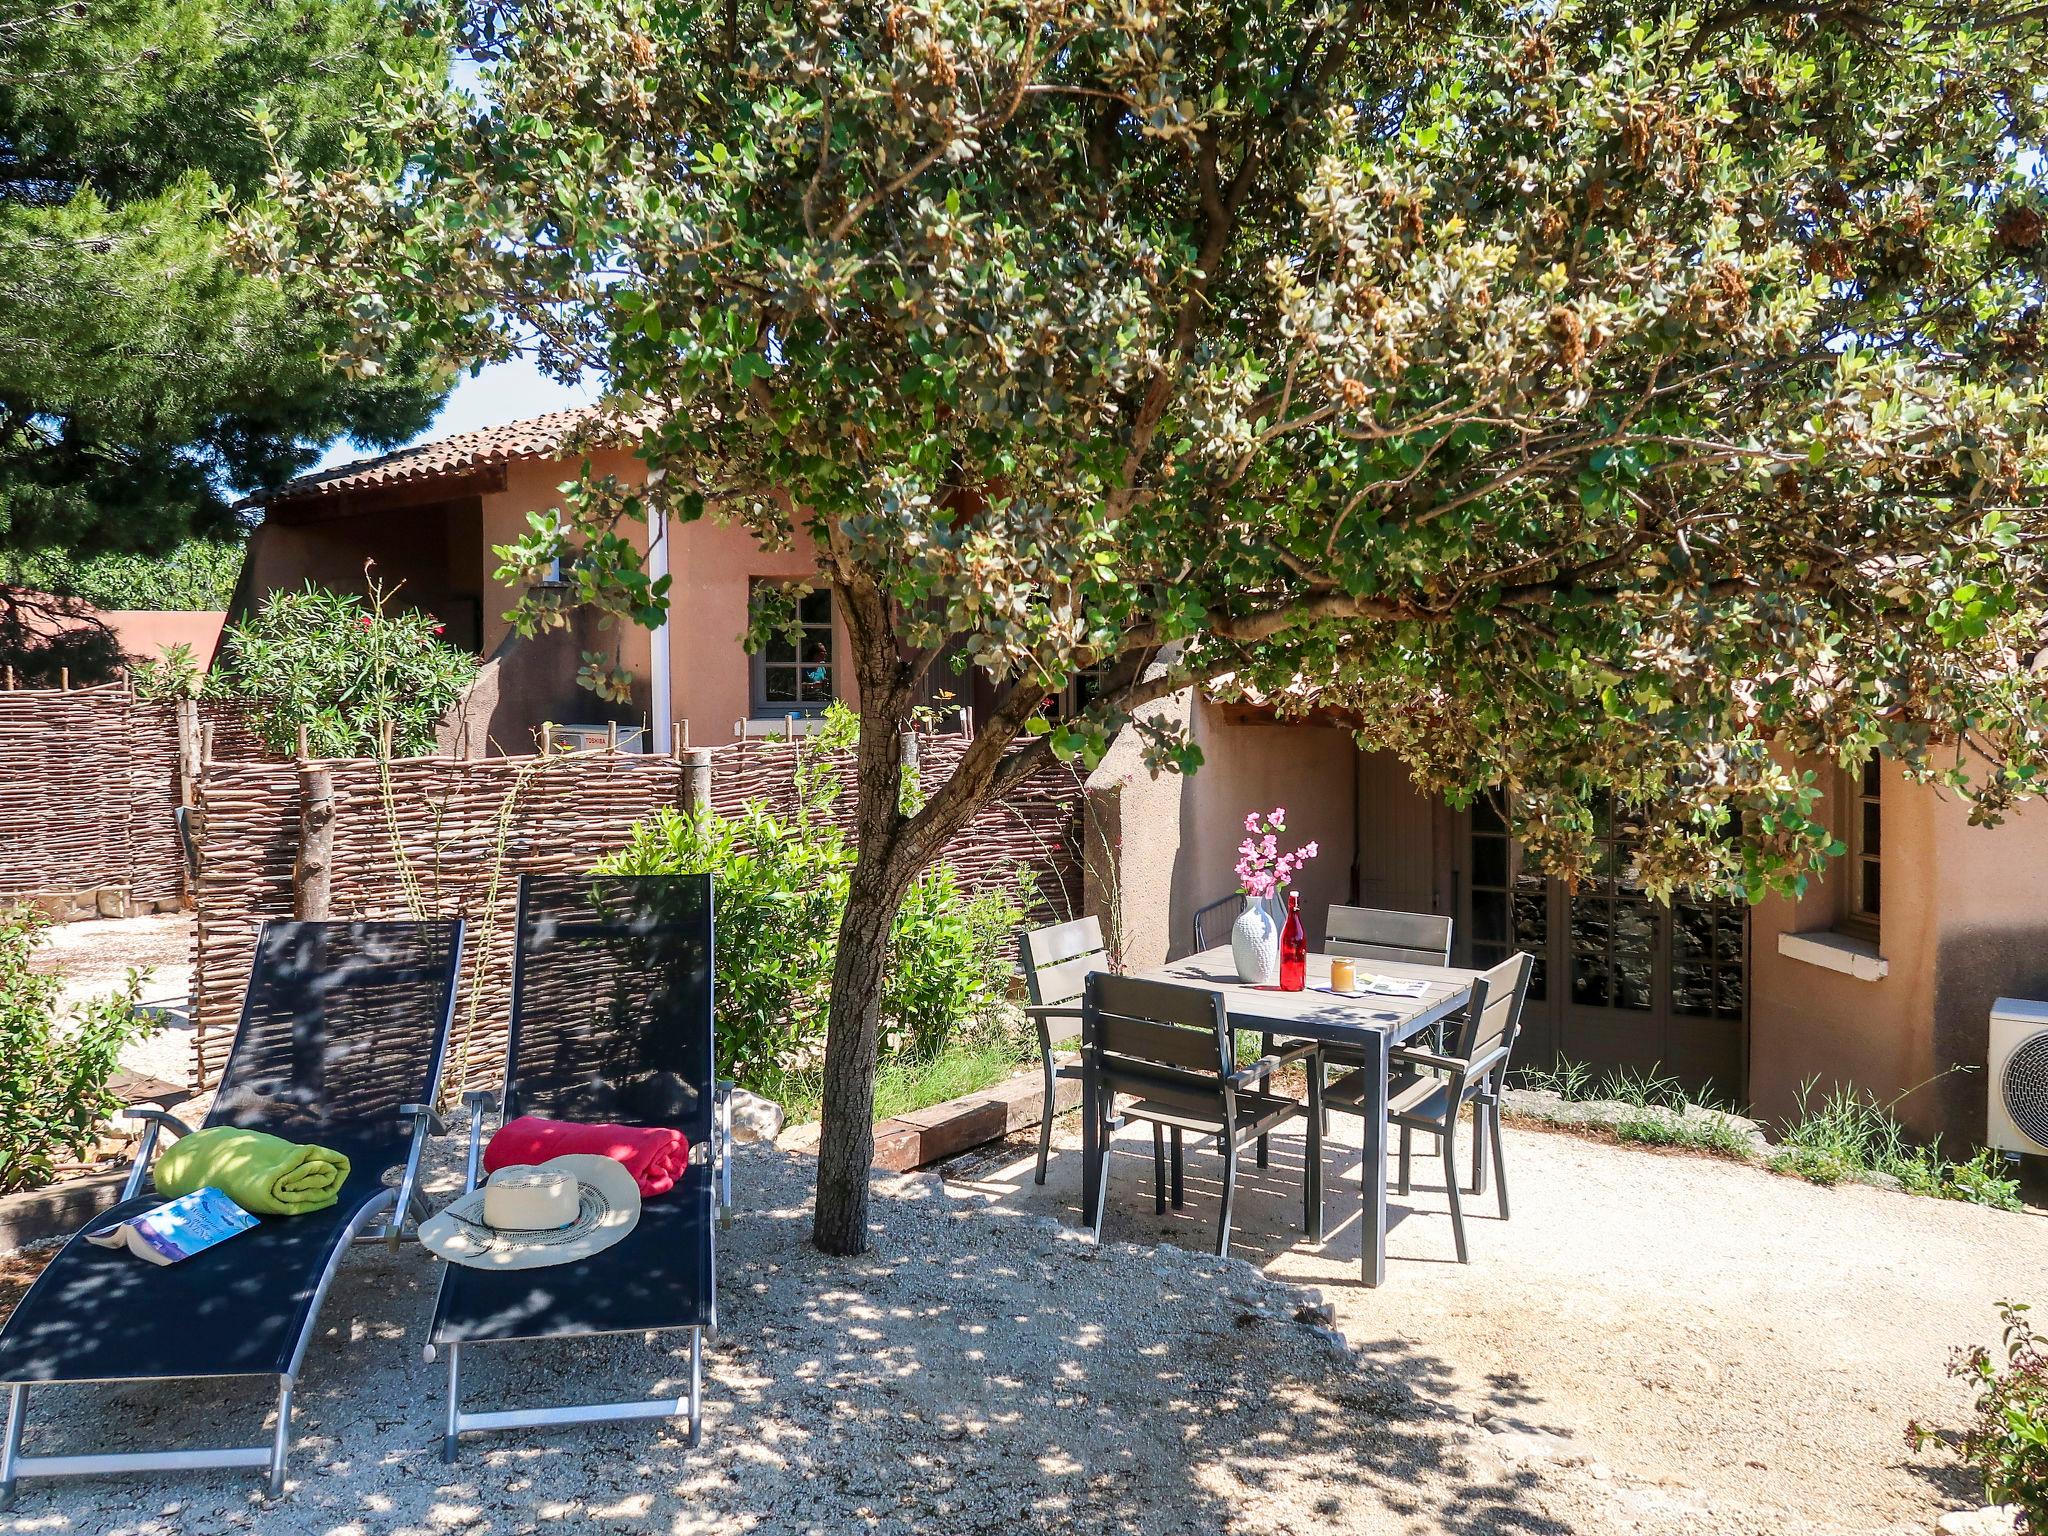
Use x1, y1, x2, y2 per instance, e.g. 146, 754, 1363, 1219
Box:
420, 1154, 640, 1270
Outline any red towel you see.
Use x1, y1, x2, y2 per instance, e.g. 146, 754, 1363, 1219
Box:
484, 1116, 690, 1197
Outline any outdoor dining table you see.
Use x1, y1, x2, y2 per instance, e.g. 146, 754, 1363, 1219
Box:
1079, 946, 1482, 1287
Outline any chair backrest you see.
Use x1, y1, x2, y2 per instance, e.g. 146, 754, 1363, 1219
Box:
1191, 892, 1244, 952
207, 919, 463, 1163
1084, 973, 1232, 1113
1453, 950, 1535, 1071
505, 873, 716, 1145
1018, 915, 1107, 1008
1326, 904, 1453, 967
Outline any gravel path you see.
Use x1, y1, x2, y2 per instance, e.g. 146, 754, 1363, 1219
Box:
949, 1109, 2047, 1535
28, 913, 195, 1090
0, 1141, 1586, 1536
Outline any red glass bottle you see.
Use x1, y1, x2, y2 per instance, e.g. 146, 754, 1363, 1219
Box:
1278, 890, 1308, 992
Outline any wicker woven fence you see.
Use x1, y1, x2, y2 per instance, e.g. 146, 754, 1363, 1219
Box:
0, 682, 273, 912
190, 732, 1086, 1092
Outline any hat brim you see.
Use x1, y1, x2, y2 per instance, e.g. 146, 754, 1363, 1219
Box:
421, 1153, 642, 1270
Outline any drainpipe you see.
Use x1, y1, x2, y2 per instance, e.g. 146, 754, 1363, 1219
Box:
647, 500, 673, 754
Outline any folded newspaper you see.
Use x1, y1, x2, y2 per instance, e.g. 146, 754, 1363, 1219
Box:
1324, 975, 1430, 1000
86, 1187, 258, 1265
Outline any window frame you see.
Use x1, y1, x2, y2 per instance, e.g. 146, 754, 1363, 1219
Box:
1840, 757, 1882, 939
748, 580, 838, 718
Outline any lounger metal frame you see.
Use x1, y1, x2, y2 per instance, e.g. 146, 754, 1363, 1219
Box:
0, 926, 462, 1508
430, 1081, 731, 1459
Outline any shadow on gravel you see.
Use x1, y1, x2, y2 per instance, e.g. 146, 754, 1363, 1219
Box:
0, 1144, 1568, 1536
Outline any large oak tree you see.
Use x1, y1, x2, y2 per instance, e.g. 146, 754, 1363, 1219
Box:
244, 0, 2048, 1253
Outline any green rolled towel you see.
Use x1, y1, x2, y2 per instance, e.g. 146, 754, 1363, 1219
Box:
154, 1127, 352, 1217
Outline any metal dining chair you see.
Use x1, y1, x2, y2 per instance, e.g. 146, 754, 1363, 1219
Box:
1317, 951, 1533, 1263
1315, 906, 1456, 1121
1018, 915, 1111, 1185
1190, 892, 1243, 953
1325, 904, 1453, 966
1083, 974, 1320, 1257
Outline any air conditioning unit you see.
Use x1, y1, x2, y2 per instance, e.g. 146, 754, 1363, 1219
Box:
1987, 997, 2048, 1156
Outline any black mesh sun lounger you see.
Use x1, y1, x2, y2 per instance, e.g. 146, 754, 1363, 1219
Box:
0, 919, 463, 1505
429, 874, 727, 1459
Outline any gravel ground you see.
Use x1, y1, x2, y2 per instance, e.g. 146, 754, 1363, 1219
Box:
28, 913, 195, 1090
1, 1044, 2038, 1533
948, 1109, 2048, 1535
0, 1138, 1591, 1536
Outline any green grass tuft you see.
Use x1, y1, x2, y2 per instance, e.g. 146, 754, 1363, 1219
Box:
1767, 1078, 2020, 1211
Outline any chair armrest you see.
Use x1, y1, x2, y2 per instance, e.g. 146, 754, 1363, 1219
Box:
462, 1088, 502, 1114
714, 1080, 735, 1226
119, 1107, 197, 1139
400, 1102, 449, 1135
1024, 1003, 1085, 1019
117, 1108, 196, 1201
1389, 1047, 1467, 1075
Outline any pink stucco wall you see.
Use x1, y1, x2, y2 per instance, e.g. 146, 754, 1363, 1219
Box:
479, 454, 845, 740
102, 611, 228, 666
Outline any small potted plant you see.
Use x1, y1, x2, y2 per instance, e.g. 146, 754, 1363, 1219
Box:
1232, 810, 1318, 985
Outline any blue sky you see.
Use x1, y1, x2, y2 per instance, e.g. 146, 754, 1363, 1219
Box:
314, 353, 599, 472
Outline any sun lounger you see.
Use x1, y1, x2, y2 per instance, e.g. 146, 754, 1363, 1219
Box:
428, 874, 726, 1459
0, 919, 463, 1505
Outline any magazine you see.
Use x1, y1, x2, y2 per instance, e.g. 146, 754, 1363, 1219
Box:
86, 1187, 258, 1265
1325, 975, 1431, 1001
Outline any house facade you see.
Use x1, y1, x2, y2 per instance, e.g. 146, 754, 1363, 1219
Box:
1085, 688, 2048, 1152
242, 409, 878, 754
251, 410, 2048, 1151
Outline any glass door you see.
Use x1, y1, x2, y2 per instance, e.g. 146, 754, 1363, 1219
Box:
1460, 797, 1748, 1105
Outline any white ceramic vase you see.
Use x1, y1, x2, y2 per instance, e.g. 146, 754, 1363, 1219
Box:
1231, 897, 1282, 986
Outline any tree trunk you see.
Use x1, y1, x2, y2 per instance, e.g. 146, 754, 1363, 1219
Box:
811, 836, 907, 1254
806, 573, 1049, 1254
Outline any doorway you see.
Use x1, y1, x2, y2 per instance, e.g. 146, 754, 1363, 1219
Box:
1458, 795, 1748, 1105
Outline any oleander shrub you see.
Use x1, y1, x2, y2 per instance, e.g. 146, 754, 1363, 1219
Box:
214, 580, 478, 757
0, 905, 158, 1194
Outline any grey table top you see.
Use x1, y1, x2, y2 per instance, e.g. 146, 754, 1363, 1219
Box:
1136, 947, 1482, 1047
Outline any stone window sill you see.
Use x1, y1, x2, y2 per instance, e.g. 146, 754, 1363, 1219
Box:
1776, 928, 1889, 982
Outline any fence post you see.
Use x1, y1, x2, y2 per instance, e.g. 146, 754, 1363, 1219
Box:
683, 748, 713, 813
294, 766, 335, 920
175, 699, 200, 808
899, 727, 920, 778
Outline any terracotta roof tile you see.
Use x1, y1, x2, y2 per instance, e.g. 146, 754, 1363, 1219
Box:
258, 406, 602, 505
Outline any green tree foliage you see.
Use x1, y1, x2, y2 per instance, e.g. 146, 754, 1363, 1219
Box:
0, 540, 246, 610
596, 739, 1026, 1100
243, 0, 2048, 1249
0, 0, 453, 557
214, 582, 480, 756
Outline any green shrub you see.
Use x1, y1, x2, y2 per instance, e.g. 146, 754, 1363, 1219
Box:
1909, 1301, 2048, 1526
595, 751, 1031, 1110
601, 802, 852, 1079
1769, 1078, 2021, 1210
0, 906, 159, 1194
214, 581, 478, 757
884, 861, 1027, 1061
1, 539, 246, 612
130, 641, 208, 702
